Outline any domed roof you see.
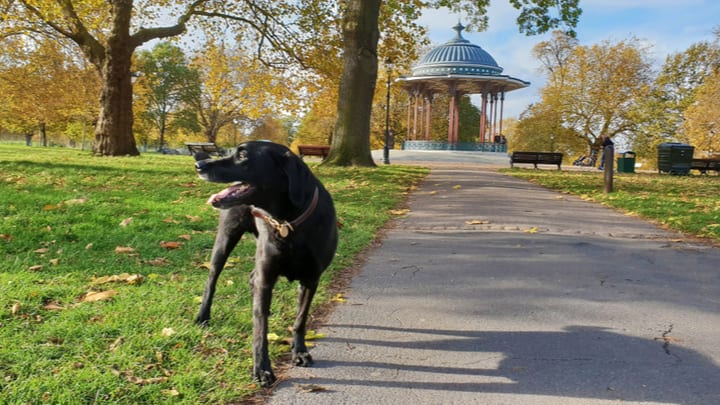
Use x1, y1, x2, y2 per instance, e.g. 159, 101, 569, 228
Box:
412, 23, 503, 77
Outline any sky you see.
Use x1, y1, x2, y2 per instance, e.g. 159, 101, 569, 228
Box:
416, 0, 720, 119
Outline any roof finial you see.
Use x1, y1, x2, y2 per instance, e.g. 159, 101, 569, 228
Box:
452, 20, 466, 39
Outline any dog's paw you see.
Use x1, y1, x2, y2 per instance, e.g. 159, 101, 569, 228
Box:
194, 317, 210, 327
293, 351, 314, 367
255, 369, 277, 387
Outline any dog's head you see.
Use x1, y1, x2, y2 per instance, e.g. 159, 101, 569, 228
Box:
194, 141, 314, 211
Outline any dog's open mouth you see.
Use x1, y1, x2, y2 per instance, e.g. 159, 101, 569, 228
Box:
207, 182, 254, 207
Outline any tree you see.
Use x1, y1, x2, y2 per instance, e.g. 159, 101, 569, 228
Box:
528, 34, 652, 155
0, 35, 99, 146
632, 40, 720, 159
684, 70, 720, 156
325, 0, 582, 166
135, 42, 199, 150
3, 0, 581, 161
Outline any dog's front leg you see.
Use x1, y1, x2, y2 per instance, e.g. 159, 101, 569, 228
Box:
292, 281, 318, 366
250, 262, 279, 387
195, 206, 252, 326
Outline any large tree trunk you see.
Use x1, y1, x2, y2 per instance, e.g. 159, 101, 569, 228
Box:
92, 1, 139, 156
324, 0, 381, 166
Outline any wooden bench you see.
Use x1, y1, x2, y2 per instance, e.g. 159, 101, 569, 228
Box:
297, 144, 330, 160
185, 142, 225, 156
510, 151, 563, 170
691, 158, 720, 174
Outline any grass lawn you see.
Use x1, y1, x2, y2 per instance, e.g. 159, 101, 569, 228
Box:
0, 144, 428, 403
503, 168, 720, 243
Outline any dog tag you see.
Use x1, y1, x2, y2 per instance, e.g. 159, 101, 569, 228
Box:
278, 224, 290, 238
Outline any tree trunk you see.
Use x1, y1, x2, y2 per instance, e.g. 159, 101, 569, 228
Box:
92, 1, 139, 156
324, 0, 381, 166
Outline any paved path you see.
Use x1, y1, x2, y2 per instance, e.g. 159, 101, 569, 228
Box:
267, 152, 720, 405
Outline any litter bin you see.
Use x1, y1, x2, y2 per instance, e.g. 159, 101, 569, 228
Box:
617, 151, 636, 173
657, 143, 694, 175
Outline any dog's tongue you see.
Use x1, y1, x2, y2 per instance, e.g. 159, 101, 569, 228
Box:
207, 182, 249, 206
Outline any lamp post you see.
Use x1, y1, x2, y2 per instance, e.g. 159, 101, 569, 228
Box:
383, 60, 393, 165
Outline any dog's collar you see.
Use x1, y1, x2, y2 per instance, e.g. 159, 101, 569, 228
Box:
252, 187, 319, 238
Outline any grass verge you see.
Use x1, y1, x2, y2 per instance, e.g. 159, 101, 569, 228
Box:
0, 144, 428, 403
502, 168, 720, 243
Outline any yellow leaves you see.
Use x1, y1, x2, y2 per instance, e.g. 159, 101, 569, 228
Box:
453, 184, 462, 190
80, 290, 118, 303
161, 328, 176, 337
91, 273, 143, 286
331, 293, 347, 303
465, 219, 489, 225
523, 227, 539, 234
389, 208, 410, 216
119, 217, 134, 227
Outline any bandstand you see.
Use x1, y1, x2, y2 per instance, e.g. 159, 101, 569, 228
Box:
397, 23, 530, 152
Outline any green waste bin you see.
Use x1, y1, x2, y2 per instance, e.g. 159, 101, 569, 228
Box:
658, 143, 694, 175
617, 151, 636, 173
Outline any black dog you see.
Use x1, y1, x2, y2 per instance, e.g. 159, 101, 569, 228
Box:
193, 141, 338, 387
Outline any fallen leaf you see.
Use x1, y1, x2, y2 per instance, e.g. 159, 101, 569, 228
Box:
28, 265, 44, 272
523, 227, 539, 234
389, 209, 410, 216
178, 234, 191, 241
34, 248, 49, 254
331, 293, 347, 303
453, 184, 462, 189
81, 290, 117, 303
42, 204, 59, 211
465, 219, 489, 225
147, 258, 170, 266
295, 383, 328, 393
109, 337, 124, 351
11, 302, 21, 315
225, 279, 234, 286
92, 273, 144, 285
64, 197, 88, 205
85, 243, 93, 250
305, 330, 326, 340
429, 190, 438, 195
185, 215, 201, 222
162, 389, 180, 397
49, 258, 59, 266
162, 217, 180, 224
160, 241, 182, 249
0, 234, 13, 241
115, 246, 135, 254
43, 302, 65, 311
119, 217, 134, 227
162, 327, 176, 336
267, 333, 281, 342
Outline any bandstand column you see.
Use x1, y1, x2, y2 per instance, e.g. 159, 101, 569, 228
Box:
424, 94, 432, 140
479, 92, 487, 144
498, 91, 505, 139
447, 83, 457, 144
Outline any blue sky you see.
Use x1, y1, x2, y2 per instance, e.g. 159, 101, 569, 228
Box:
417, 0, 720, 119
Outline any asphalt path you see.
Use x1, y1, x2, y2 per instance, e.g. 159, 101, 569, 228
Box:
266, 151, 720, 404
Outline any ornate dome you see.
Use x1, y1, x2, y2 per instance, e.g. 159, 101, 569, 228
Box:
412, 23, 503, 77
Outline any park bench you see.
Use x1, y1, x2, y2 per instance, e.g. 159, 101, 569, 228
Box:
690, 158, 720, 174
297, 144, 331, 160
510, 151, 563, 170
185, 142, 225, 156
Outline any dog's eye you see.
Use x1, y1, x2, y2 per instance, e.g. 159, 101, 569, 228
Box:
236, 149, 248, 162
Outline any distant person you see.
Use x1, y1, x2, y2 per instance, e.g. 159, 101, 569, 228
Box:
598, 133, 614, 170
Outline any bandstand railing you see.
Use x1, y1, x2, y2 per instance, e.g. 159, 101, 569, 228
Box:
402, 140, 507, 153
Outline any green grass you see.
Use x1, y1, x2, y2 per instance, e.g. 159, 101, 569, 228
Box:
0, 144, 428, 404
503, 168, 720, 242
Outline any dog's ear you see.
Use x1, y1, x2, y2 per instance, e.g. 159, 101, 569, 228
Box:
282, 151, 313, 208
